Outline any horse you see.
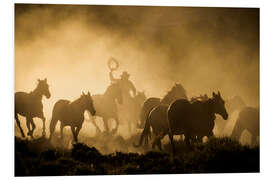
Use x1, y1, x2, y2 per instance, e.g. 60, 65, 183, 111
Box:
167, 91, 228, 154
137, 83, 188, 129
87, 82, 123, 134
214, 95, 246, 135
231, 107, 259, 145
49, 91, 96, 142
133, 83, 187, 148
15, 78, 51, 138
124, 91, 147, 134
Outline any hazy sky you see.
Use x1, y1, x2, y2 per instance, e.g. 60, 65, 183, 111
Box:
15, 4, 259, 121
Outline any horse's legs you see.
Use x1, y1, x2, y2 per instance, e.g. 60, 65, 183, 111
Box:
91, 116, 101, 134
75, 126, 82, 142
15, 113, 25, 138
152, 132, 165, 151
29, 118, 36, 138
111, 116, 119, 134
168, 131, 175, 155
157, 138, 163, 151
103, 118, 110, 133
128, 121, 132, 134
60, 123, 64, 139
157, 132, 165, 151
152, 133, 157, 149
71, 126, 77, 142
41, 116, 46, 137
179, 135, 184, 142
197, 136, 203, 143
26, 117, 32, 137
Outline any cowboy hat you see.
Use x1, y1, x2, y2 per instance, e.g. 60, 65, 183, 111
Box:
120, 71, 130, 78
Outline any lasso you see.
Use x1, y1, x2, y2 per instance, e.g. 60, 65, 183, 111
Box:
107, 57, 119, 71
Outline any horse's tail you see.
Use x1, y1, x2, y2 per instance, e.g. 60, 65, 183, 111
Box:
49, 103, 59, 140
133, 110, 151, 148
137, 107, 146, 129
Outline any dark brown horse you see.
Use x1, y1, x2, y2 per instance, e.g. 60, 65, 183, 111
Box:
167, 91, 228, 154
137, 83, 187, 129
49, 92, 96, 142
134, 94, 213, 150
87, 82, 122, 134
15, 78, 51, 138
133, 83, 187, 148
231, 107, 259, 145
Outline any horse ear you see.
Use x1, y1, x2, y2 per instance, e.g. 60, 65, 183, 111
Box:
218, 91, 221, 96
212, 92, 216, 97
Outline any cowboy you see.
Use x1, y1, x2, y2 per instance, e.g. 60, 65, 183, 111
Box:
109, 70, 136, 99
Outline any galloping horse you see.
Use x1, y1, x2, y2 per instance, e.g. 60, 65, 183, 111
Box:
49, 92, 96, 142
231, 107, 259, 145
88, 82, 123, 134
134, 83, 187, 148
137, 83, 187, 129
167, 91, 228, 153
15, 78, 51, 138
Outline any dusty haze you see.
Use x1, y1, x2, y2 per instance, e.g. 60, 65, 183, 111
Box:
15, 4, 259, 143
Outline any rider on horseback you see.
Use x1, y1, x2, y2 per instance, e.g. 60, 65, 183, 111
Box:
109, 70, 136, 98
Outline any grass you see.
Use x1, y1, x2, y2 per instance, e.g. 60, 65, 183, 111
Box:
15, 134, 259, 176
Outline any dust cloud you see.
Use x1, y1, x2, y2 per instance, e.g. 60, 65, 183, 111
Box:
15, 4, 259, 144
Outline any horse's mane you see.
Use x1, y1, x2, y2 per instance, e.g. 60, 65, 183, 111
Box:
190, 94, 209, 103
70, 95, 83, 106
161, 83, 187, 104
28, 81, 45, 99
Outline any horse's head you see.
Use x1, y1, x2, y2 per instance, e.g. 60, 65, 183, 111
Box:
212, 91, 228, 120
172, 82, 188, 99
80, 91, 96, 116
107, 82, 123, 104
37, 78, 51, 99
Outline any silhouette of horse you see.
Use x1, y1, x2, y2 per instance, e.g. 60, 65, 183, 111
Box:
231, 107, 259, 145
124, 91, 147, 133
49, 91, 96, 142
137, 83, 187, 129
167, 91, 228, 153
134, 83, 187, 148
15, 78, 51, 138
214, 95, 246, 135
87, 82, 123, 134
134, 94, 211, 150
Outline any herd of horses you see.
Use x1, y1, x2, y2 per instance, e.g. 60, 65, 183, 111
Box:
15, 78, 259, 154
